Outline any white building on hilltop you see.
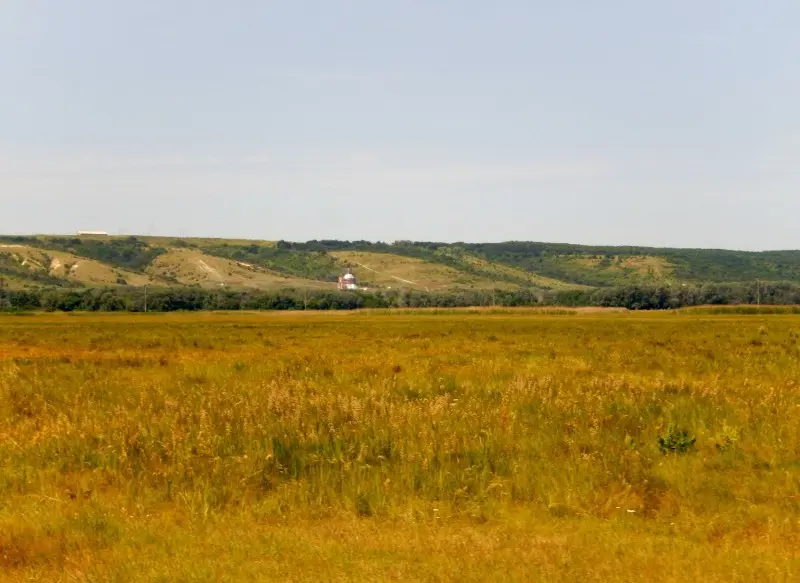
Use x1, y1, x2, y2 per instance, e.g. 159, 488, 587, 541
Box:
337, 267, 358, 291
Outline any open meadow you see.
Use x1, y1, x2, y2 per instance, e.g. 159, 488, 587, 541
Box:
1, 310, 799, 581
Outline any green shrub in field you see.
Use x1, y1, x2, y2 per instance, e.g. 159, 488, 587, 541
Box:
715, 423, 741, 453
657, 424, 696, 455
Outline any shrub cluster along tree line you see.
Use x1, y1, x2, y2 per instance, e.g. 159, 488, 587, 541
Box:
550, 281, 800, 309
1, 282, 799, 312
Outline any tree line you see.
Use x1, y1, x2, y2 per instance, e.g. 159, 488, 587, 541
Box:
0, 287, 538, 312
1, 282, 800, 313
548, 281, 800, 309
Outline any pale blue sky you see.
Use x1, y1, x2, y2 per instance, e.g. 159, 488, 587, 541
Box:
2, 1, 799, 249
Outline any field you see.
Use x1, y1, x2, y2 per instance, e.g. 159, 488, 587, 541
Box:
1, 311, 799, 581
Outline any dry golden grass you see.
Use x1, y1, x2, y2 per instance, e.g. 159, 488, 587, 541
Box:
1, 311, 799, 581
567, 254, 674, 280
619, 255, 673, 278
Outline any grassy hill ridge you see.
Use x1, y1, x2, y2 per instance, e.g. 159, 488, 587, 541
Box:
2, 235, 799, 292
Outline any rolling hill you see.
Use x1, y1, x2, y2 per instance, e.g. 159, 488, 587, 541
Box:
146, 248, 334, 290
2, 235, 799, 294
0, 243, 154, 288
327, 250, 516, 291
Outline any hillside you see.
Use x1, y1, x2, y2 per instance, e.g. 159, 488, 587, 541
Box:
327, 250, 517, 291
453, 242, 800, 286
0, 243, 157, 288
147, 248, 334, 290
2, 235, 799, 293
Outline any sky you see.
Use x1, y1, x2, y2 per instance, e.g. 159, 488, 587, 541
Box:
2, 1, 799, 249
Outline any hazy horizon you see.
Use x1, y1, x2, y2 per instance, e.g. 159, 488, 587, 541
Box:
6, 231, 799, 254
3, 1, 800, 251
